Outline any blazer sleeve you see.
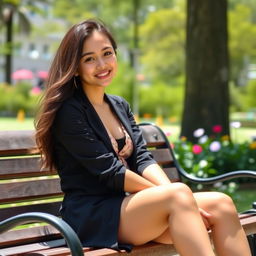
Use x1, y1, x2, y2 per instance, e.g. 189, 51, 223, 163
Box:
53, 100, 126, 192
120, 98, 157, 175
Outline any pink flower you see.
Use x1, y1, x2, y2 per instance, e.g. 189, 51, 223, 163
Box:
212, 125, 222, 134
192, 144, 203, 154
30, 86, 42, 95
165, 131, 171, 137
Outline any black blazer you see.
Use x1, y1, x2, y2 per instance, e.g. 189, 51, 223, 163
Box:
53, 87, 156, 196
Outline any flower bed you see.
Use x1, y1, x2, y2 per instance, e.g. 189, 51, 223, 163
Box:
166, 125, 256, 193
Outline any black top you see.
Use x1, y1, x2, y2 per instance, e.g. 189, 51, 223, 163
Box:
116, 136, 126, 152
52, 87, 156, 251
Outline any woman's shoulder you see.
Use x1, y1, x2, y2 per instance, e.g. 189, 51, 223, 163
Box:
55, 93, 85, 121
106, 94, 130, 107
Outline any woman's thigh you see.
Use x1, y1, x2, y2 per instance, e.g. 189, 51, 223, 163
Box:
118, 183, 192, 245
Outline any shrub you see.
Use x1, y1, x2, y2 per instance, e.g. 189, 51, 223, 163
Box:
166, 125, 256, 193
0, 83, 42, 117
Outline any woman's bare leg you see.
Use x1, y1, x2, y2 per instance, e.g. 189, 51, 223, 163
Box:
193, 192, 251, 256
118, 183, 215, 256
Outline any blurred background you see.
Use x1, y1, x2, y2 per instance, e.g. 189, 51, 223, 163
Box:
0, 0, 255, 211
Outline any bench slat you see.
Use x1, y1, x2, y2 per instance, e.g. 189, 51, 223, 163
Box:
0, 156, 41, 178
0, 148, 39, 157
150, 148, 174, 165
0, 239, 66, 256
240, 214, 256, 236
0, 130, 35, 148
0, 225, 61, 248
0, 202, 62, 222
163, 167, 180, 182
0, 157, 56, 179
139, 125, 166, 144
24, 242, 178, 256
0, 178, 62, 203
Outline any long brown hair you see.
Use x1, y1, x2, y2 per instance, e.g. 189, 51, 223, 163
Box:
35, 19, 117, 170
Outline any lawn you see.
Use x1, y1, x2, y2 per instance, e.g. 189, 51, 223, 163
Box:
233, 187, 256, 213
0, 117, 35, 130
0, 117, 255, 212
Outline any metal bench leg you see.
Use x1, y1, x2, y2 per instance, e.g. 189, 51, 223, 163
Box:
247, 234, 256, 256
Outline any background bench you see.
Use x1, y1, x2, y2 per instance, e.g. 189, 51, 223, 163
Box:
0, 123, 256, 256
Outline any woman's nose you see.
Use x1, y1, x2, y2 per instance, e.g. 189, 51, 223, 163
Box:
96, 58, 106, 68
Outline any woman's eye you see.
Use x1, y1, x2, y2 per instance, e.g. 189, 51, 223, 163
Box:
104, 51, 113, 57
84, 57, 94, 63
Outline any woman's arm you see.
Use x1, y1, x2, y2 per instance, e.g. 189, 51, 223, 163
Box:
124, 169, 155, 193
124, 163, 171, 194
142, 164, 171, 186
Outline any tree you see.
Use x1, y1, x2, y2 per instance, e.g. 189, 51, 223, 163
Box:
0, 0, 49, 84
181, 0, 229, 142
228, 4, 256, 86
140, 6, 185, 83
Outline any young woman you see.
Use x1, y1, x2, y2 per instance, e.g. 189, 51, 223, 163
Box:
35, 19, 251, 256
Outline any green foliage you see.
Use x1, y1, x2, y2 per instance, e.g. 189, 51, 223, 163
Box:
229, 82, 246, 112
139, 82, 183, 118
228, 4, 256, 85
171, 128, 256, 194
172, 129, 256, 180
0, 83, 41, 116
229, 79, 256, 112
105, 60, 134, 103
140, 6, 185, 82
245, 79, 256, 109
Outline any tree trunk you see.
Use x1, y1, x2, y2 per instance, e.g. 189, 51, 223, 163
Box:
5, 10, 13, 85
181, 0, 229, 142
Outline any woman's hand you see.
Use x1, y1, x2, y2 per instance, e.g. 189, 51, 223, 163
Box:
199, 208, 212, 230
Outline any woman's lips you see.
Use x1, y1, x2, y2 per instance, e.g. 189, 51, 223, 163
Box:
95, 70, 111, 79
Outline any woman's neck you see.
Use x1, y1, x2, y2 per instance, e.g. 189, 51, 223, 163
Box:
82, 84, 105, 106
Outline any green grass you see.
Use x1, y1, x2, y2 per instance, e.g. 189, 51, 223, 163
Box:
0, 117, 35, 130
232, 188, 256, 213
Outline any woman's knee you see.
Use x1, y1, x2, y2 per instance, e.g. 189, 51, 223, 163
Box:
160, 182, 196, 211
210, 192, 237, 218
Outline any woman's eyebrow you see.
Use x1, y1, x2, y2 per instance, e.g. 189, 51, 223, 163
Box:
81, 46, 112, 58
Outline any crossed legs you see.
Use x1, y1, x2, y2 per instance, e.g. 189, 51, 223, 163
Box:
118, 183, 251, 256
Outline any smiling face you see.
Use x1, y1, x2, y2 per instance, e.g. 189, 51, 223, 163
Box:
77, 30, 117, 89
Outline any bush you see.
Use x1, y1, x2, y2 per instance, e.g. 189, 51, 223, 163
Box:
167, 125, 256, 193
0, 83, 42, 117
139, 83, 183, 119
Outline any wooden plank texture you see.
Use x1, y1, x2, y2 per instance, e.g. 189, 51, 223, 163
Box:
0, 130, 36, 150
150, 148, 173, 165
0, 225, 61, 247
139, 125, 166, 146
0, 178, 62, 203
0, 201, 62, 222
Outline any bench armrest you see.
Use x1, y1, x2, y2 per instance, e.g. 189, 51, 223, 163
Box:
177, 165, 256, 184
0, 212, 83, 256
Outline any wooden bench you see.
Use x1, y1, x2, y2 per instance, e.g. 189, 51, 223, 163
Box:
0, 123, 256, 256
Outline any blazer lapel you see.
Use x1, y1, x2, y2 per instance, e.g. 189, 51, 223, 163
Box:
77, 90, 114, 152
106, 95, 134, 141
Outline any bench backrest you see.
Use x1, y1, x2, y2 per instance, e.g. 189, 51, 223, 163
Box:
0, 124, 181, 247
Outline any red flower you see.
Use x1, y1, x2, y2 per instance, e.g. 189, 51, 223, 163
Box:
212, 125, 222, 133
192, 144, 203, 154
